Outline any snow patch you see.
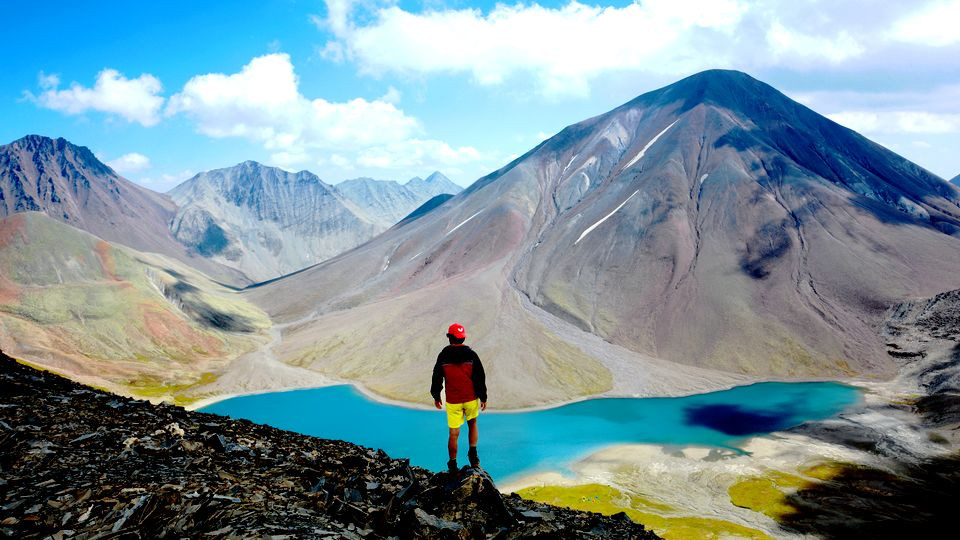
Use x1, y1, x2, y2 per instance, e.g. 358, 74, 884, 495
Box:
699, 173, 709, 185
445, 211, 482, 236
621, 120, 679, 171
575, 190, 640, 245
408, 251, 423, 261
561, 154, 579, 176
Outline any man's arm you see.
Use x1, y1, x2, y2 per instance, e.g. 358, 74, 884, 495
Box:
430, 356, 444, 404
472, 353, 487, 405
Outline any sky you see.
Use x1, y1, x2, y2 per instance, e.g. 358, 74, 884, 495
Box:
2, 0, 959, 191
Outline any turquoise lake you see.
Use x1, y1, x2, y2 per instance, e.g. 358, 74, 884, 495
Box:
200, 382, 861, 483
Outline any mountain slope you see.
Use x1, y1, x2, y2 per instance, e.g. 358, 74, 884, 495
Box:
169, 161, 381, 282
397, 193, 455, 226
0, 212, 269, 402
0, 135, 245, 284
244, 70, 960, 406
952, 174, 959, 186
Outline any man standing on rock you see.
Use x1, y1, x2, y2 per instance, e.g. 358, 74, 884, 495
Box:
431, 323, 487, 473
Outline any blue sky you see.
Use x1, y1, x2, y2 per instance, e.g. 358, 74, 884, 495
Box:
3, 0, 959, 190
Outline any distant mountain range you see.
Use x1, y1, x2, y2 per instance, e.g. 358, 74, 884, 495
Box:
0, 135, 245, 284
169, 164, 460, 281
245, 69, 960, 406
0, 136, 460, 283
952, 174, 959, 186
334, 171, 461, 228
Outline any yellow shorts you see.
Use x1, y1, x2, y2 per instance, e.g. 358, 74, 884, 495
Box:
445, 398, 480, 429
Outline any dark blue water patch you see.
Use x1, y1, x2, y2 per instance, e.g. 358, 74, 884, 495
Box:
684, 404, 795, 436
200, 381, 861, 483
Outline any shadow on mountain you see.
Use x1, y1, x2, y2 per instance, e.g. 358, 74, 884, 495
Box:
684, 404, 795, 436
777, 453, 960, 539
155, 271, 258, 333
395, 193, 454, 228
713, 124, 955, 231
738, 220, 792, 279
183, 302, 257, 333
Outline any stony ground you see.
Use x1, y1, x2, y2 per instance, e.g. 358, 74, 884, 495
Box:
0, 350, 658, 539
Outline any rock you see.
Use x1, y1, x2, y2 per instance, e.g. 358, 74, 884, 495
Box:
206, 433, 228, 451
410, 468, 515, 532
520, 509, 555, 521
402, 508, 467, 540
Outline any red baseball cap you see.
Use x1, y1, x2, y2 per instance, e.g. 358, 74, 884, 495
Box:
447, 323, 467, 339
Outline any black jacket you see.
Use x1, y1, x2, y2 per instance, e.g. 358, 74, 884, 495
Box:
430, 344, 487, 403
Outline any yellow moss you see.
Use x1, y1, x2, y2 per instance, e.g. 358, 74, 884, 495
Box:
728, 471, 814, 521
518, 483, 771, 540
800, 462, 844, 482
127, 371, 219, 405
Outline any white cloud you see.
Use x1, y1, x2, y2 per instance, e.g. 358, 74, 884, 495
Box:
379, 86, 401, 105
766, 22, 864, 63
106, 152, 151, 174
166, 53, 419, 152
356, 139, 481, 169
892, 0, 960, 46
320, 0, 749, 98
166, 53, 486, 175
317, 1, 960, 99
828, 111, 960, 134
30, 69, 164, 126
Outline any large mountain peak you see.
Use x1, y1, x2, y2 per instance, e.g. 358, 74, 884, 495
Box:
5, 134, 114, 178
616, 69, 793, 119
247, 71, 960, 404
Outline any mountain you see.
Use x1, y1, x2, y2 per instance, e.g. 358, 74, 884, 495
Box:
0, 135, 244, 284
244, 70, 960, 407
168, 161, 382, 282
952, 174, 959, 186
0, 212, 269, 401
336, 177, 428, 227
336, 173, 462, 228
405, 171, 463, 200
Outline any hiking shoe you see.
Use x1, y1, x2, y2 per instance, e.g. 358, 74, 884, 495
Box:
447, 459, 458, 473
468, 447, 480, 469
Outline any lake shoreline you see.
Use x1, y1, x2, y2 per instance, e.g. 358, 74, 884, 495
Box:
188, 372, 868, 413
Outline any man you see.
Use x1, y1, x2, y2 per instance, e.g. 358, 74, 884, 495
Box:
431, 323, 487, 472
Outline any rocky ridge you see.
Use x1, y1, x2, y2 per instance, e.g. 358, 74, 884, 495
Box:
0, 351, 657, 539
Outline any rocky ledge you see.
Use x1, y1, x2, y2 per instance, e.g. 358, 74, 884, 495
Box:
0, 351, 658, 539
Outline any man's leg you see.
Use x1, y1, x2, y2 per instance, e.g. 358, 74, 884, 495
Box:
467, 418, 480, 468
448, 427, 460, 460
467, 417, 478, 447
